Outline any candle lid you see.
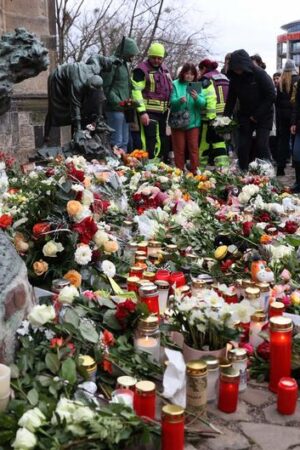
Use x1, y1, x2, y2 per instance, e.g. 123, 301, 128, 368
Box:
186, 253, 198, 260
79, 355, 96, 368
124, 220, 134, 226
129, 242, 138, 248
130, 266, 144, 273
139, 284, 158, 296
155, 280, 169, 290
255, 282, 270, 292
138, 315, 159, 330
165, 244, 177, 252
270, 316, 292, 331
137, 241, 148, 248
220, 367, 240, 381
135, 380, 155, 393
148, 240, 161, 247
201, 355, 219, 370
228, 244, 239, 256
117, 375, 137, 388
219, 358, 232, 369
242, 279, 255, 289
143, 271, 155, 278
52, 278, 71, 292
135, 256, 147, 262
186, 360, 207, 375
135, 250, 147, 257
270, 301, 285, 310
162, 404, 184, 420
251, 312, 267, 322
127, 276, 140, 283
228, 348, 247, 361
179, 285, 191, 294
245, 287, 260, 299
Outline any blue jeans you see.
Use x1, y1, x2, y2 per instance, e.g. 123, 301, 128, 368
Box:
106, 111, 129, 150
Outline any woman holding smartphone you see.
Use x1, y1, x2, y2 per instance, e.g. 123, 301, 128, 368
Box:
169, 63, 206, 174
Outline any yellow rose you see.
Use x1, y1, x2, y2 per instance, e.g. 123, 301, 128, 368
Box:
291, 292, 300, 306
33, 260, 49, 276
67, 200, 83, 216
63, 270, 82, 288
103, 240, 119, 253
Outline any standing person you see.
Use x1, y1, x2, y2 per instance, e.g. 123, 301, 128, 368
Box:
269, 72, 282, 162
275, 60, 300, 176
169, 63, 206, 174
131, 42, 172, 161
251, 54, 267, 70
102, 36, 139, 151
291, 78, 300, 192
224, 49, 275, 171
198, 59, 230, 168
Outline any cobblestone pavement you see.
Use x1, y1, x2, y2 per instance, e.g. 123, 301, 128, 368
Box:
185, 380, 300, 450
276, 162, 296, 189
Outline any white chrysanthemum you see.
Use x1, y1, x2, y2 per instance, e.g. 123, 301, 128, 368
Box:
101, 260, 116, 278
75, 245, 92, 265
267, 244, 294, 261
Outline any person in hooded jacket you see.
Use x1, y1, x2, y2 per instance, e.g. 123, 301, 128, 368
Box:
224, 49, 276, 171
291, 78, 300, 192
102, 36, 139, 151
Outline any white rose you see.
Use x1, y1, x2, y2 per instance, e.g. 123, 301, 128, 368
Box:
66, 424, 86, 436
58, 285, 79, 304
94, 230, 109, 247
101, 260, 116, 278
73, 405, 95, 423
158, 176, 169, 183
42, 240, 64, 257
12, 428, 37, 449
52, 398, 77, 425
74, 245, 92, 265
81, 189, 94, 206
18, 408, 46, 432
28, 171, 38, 180
28, 305, 56, 327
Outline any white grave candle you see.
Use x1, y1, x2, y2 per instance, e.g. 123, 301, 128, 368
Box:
135, 336, 160, 362
0, 364, 11, 398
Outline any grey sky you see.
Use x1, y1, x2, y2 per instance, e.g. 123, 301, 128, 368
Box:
77, 0, 299, 75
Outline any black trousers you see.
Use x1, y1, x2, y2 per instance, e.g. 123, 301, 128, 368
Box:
140, 111, 170, 161
277, 117, 292, 169
238, 120, 271, 171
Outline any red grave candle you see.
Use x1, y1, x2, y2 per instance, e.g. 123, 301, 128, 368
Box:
155, 269, 170, 282
169, 271, 186, 288
129, 266, 144, 279
269, 301, 285, 318
269, 317, 293, 393
224, 292, 239, 304
161, 404, 184, 450
277, 377, 298, 415
134, 380, 156, 419
138, 285, 159, 314
127, 276, 140, 292
218, 368, 240, 413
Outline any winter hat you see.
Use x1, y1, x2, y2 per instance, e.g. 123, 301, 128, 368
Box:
148, 42, 165, 58
283, 59, 298, 74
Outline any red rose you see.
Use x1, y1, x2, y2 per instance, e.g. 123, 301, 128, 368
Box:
67, 163, 85, 182
102, 329, 115, 347
102, 357, 113, 374
258, 212, 272, 223
73, 216, 98, 244
242, 221, 254, 237
115, 299, 136, 326
0, 214, 13, 229
32, 222, 51, 238
45, 168, 55, 177
257, 341, 270, 360
93, 193, 110, 214
220, 259, 234, 272
133, 193, 142, 202
284, 221, 298, 234
50, 337, 64, 348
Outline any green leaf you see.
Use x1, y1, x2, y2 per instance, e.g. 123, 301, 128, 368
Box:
285, 235, 300, 247
0, 414, 16, 429
79, 321, 99, 343
60, 358, 77, 384
103, 310, 122, 331
27, 388, 39, 406
36, 375, 52, 387
63, 308, 80, 327
9, 364, 19, 379
0, 430, 15, 444
45, 353, 60, 374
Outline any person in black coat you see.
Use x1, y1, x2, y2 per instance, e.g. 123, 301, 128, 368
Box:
224, 49, 276, 171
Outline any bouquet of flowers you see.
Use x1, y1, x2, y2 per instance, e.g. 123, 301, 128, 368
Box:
211, 116, 237, 141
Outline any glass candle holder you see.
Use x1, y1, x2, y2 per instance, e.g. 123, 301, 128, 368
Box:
224, 291, 239, 304
269, 317, 293, 393
155, 280, 170, 315
137, 241, 148, 255
111, 388, 134, 408
228, 348, 248, 392
241, 279, 255, 299
249, 312, 267, 349
129, 266, 144, 279
269, 301, 285, 318
143, 271, 156, 282
124, 241, 138, 265
148, 240, 162, 261
245, 286, 261, 310
254, 282, 270, 312
134, 315, 160, 362
161, 404, 184, 450
191, 279, 207, 297
155, 269, 171, 282
277, 377, 298, 415
78, 355, 97, 382
186, 360, 207, 416
127, 276, 140, 292
169, 271, 186, 289
52, 278, 70, 294
218, 368, 240, 413
0, 364, 11, 398
138, 284, 159, 314
134, 380, 156, 419
201, 355, 219, 402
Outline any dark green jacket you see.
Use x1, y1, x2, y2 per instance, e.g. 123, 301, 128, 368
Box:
102, 37, 139, 111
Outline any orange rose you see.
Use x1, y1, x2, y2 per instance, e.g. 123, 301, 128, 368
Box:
67, 200, 82, 216
14, 232, 29, 253
63, 269, 82, 288
33, 260, 49, 276
103, 240, 119, 253
83, 177, 91, 188
260, 234, 273, 245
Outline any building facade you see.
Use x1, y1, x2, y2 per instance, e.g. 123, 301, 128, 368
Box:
0, 0, 57, 162
277, 20, 300, 70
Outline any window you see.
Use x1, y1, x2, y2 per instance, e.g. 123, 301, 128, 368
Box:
291, 41, 300, 53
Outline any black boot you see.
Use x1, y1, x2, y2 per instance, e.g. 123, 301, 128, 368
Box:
276, 167, 285, 176
292, 162, 300, 193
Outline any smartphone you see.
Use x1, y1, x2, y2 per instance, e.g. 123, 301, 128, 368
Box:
187, 82, 202, 94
